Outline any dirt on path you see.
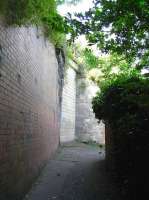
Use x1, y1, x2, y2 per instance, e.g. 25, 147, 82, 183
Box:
24, 142, 120, 200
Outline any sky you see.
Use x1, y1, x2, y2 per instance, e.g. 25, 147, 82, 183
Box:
58, 0, 93, 48
58, 0, 103, 56
58, 0, 93, 16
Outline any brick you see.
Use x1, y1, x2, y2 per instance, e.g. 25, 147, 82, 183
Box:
0, 22, 62, 200
60, 67, 76, 143
76, 77, 105, 144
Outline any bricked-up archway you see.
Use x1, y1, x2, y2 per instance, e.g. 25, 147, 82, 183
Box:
60, 60, 105, 144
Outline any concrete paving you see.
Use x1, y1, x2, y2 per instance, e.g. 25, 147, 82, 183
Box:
24, 143, 119, 200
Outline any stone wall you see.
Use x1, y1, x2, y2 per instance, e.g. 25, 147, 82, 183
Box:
76, 76, 105, 144
60, 64, 105, 145
60, 66, 76, 143
0, 22, 62, 200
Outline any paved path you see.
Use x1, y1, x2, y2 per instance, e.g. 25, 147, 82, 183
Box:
24, 143, 119, 200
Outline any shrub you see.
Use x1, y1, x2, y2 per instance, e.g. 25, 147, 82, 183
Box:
92, 73, 149, 199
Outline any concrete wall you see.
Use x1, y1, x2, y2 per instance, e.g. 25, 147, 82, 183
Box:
60, 67, 76, 143
0, 22, 62, 200
76, 76, 105, 144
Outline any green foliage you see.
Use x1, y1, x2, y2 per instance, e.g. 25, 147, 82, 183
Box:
92, 72, 143, 122
42, 11, 67, 46
97, 54, 132, 78
57, 0, 81, 5
77, 46, 136, 85
66, 0, 149, 68
86, 51, 134, 84
0, 0, 67, 47
83, 48, 100, 70
65, 44, 135, 82
65, 44, 86, 72
65, 45, 74, 60
92, 73, 149, 198
0, 0, 56, 25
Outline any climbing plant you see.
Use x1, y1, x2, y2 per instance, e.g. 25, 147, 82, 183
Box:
0, 0, 69, 47
0, 0, 57, 25
82, 48, 100, 70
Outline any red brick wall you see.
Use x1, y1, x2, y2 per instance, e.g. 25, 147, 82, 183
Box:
0, 22, 61, 199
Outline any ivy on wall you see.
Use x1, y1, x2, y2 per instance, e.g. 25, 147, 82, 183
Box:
0, 0, 67, 47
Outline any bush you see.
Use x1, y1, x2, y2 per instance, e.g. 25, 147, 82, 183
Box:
92, 73, 149, 199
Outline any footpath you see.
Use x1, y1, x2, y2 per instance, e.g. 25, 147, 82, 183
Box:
24, 142, 119, 200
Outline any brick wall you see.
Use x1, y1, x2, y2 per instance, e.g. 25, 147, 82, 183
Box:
60, 67, 76, 143
0, 21, 62, 200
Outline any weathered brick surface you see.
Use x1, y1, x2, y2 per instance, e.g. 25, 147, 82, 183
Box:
0, 21, 61, 199
60, 67, 76, 143
76, 77, 105, 144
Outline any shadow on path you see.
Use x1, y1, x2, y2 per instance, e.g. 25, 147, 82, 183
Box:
24, 143, 120, 200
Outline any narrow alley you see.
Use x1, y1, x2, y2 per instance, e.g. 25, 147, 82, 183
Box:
24, 143, 119, 200
0, 1, 148, 200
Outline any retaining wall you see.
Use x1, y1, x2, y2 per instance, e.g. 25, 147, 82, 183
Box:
0, 22, 62, 199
